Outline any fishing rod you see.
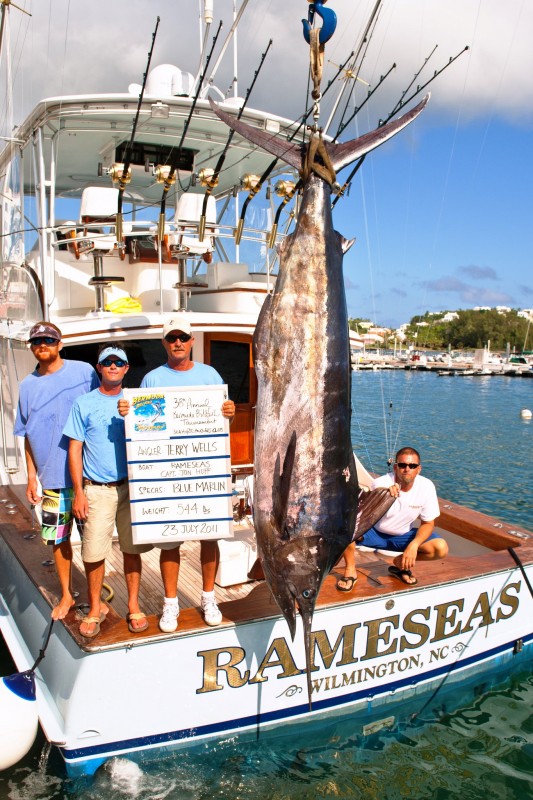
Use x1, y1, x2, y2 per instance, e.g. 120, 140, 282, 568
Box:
324, 0, 383, 137
113, 18, 160, 246
156, 20, 223, 246
332, 44, 469, 208
334, 38, 437, 145
331, 27, 376, 141
389, 44, 438, 118
268, 179, 300, 250
197, 38, 272, 243
333, 63, 396, 143
234, 49, 355, 245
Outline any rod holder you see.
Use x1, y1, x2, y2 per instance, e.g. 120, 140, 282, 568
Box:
235, 218, 244, 245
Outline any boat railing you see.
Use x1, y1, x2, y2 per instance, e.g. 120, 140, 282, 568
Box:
51, 219, 273, 254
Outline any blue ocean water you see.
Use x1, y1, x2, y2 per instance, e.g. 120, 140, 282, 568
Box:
0, 371, 532, 799
350, 370, 532, 529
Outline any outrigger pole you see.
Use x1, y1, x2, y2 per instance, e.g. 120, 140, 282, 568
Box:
206, 0, 251, 92
332, 44, 469, 207
323, 0, 382, 136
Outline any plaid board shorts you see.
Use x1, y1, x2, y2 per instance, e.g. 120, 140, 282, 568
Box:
41, 488, 75, 545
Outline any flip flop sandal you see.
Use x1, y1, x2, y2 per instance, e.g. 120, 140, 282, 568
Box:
79, 615, 102, 638
388, 565, 418, 585
336, 576, 357, 592
127, 612, 149, 633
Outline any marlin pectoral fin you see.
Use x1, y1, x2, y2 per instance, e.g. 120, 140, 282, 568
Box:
272, 431, 297, 534
354, 487, 397, 540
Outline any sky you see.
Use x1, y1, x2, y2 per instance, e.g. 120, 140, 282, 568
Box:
3, 0, 533, 328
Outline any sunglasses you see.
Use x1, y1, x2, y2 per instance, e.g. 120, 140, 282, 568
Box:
165, 333, 192, 343
395, 462, 420, 470
30, 337, 58, 346
99, 358, 127, 367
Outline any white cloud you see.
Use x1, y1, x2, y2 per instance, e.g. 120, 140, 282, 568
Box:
6, 0, 533, 129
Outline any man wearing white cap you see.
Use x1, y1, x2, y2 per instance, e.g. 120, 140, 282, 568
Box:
119, 314, 235, 632
65, 345, 153, 638
14, 321, 99, 620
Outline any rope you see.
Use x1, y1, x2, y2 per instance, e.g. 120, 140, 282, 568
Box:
29, 619, 54, 673
302, 29, 336, 188
302, 131, 336, 186
309, 28, 324, 122
508, 548, 533, 601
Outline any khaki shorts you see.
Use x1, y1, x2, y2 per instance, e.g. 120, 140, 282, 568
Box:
81, 482, 153, 563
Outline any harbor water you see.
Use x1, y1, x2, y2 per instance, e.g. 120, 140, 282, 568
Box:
1, 370, 532, 799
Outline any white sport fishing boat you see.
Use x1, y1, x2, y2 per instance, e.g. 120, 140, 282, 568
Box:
0, 0, 532, 777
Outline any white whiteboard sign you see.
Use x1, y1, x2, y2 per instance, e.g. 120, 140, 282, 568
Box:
124, 385, 233, 544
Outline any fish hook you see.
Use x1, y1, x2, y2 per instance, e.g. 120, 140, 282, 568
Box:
302, 0, 337, 46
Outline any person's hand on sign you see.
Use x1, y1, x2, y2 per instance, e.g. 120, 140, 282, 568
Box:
117, 398, 130, 417
222, 400, 235, 420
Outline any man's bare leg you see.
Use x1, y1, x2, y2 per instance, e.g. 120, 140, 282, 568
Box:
124, 552, 147, 631
337, 542, 357, 590
51, 539, 75, 620
200, 540, 219, 592
80, 559, 106, 636
160, 547, 180, 598
391, 537, 449, 584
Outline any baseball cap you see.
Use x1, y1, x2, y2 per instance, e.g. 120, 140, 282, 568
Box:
28, 322, 61, 342
163, 315, 192, 337
98, 346, 128, 364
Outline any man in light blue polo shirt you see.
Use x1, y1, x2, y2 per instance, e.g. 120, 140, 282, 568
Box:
65, 345, 152, 638
14, 321, 99, 620
119, 315, 235, 633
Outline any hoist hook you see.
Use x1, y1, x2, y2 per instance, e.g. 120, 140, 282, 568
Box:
302, 1, 337, 45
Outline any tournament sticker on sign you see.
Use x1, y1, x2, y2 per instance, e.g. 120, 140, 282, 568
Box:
124, 385, 233, 544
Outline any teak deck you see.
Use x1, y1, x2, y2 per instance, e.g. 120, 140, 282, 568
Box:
1, 484, 532, 653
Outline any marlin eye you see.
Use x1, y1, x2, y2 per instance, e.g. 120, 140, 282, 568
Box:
302, 589, 311, 599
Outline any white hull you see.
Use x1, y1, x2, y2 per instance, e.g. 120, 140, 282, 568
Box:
1, 517, 532, 775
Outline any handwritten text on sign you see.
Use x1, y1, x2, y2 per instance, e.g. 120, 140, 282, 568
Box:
124, 385, 233, 544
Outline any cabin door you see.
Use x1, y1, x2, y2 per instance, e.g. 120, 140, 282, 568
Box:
204, 333, 256, 470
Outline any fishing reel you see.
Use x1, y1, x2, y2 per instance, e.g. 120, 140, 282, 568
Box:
241, 174, 261, 194
106, 163, 132, 187
198, 167, 219, 189
274, 180, 297, 199
153, 165, 176, 186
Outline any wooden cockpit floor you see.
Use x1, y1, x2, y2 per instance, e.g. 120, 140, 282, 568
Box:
1, 485, 532, 652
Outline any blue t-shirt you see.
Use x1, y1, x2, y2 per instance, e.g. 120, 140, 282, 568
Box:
14, 360, 99, 489
63, 389, 127, 483
140, 362, 224, 388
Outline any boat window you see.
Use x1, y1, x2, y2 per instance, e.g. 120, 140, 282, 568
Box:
0, 264, 43, 322
209, 341, 250, 404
